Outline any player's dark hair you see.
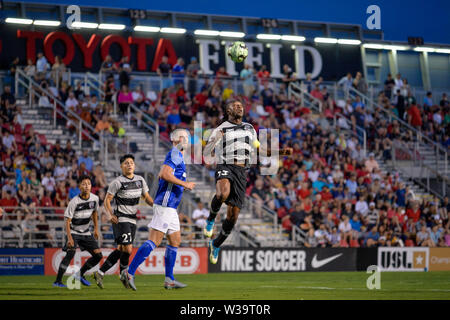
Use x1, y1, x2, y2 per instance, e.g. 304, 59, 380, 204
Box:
77, 175, 91, 185
220, 99, 239, 124
120, 154, 135, 164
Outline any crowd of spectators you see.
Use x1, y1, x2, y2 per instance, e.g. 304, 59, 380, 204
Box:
1, 53, 449, 249
0, 54, 117, 247
377, 73, 449, 151
126, 59, 449, 248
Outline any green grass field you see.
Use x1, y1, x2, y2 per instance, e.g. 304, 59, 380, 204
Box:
0, 272, 449, 300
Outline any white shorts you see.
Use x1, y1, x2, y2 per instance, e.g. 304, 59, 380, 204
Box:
148, 204, 180, 235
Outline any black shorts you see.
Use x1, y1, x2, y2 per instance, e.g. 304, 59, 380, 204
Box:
113, 222, 137, 245
63, 234, 99, 252
215, 164, 247, 209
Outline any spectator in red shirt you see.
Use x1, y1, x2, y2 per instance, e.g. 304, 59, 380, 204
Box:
193, 88, 209, 112
320, 186, 333, 202
0, 191, 20, 219
406, 201, 421, 223
310, 86, 324, 101
303, 198, 313, 213
40, 190, 54, 214
257, 65, 270, 88
215, 66, 230, 88
297, 182, 311, 200
0, 191, 18, 213
394, 208, 407, 225
407, 104, 422, 128
55, 182, 68, 210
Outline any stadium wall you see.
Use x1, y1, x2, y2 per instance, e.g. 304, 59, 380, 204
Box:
1, 248, 449, 275
207, 247, 450, 273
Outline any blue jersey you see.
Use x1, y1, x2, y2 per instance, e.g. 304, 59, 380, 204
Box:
154, 147, 186, 209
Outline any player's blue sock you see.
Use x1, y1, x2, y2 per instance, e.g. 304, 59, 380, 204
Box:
128, 240, 156, 276
165, 245, 178, 281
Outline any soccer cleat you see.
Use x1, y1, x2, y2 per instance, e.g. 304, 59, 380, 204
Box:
204, 220, 215, 238
164, 277, 187, 290
78, 275, 91, 287
209, 240, 220, 264
121, 269, 137, 291
92, 271, 104, 289
120, 269, 131, 289
52, 281, 67, 288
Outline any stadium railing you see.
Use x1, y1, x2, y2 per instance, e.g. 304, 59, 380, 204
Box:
15, 68, 103, 149
309, 79, 448, 198
367, 84, 448, 107
0, 206, 210, 248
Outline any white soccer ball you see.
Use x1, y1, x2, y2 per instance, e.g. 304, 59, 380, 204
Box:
227, 41, 248, 63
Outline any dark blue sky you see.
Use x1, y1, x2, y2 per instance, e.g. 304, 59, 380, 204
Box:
18, 0, 450, 44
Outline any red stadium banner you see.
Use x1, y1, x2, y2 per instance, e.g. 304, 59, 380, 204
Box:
44, 247, 207, 275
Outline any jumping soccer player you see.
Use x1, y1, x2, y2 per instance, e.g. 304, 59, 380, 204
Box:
93, 154, 154, 289
122, 129, 196, 291
203, 99, 292, 264
53, 175, 102, 288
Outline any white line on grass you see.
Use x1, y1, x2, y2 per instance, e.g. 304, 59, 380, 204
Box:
260, 285, 450, 292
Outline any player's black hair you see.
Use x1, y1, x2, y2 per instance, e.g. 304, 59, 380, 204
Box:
119, 154, 135, 164
220, 99, 240, 124
77, 175, 92, 185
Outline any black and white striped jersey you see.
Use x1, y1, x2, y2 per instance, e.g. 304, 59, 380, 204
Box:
64, 193, 99, 236
206, 120, 258, 168
107, 175, 149, 224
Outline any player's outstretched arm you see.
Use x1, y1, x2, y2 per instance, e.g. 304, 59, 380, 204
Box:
257, 142, 293, 157
143, 192, 154, 207
104, 193, 118, 224
65, 218, 74, 248
160, 165, 196, 190
92, 211, 100, 240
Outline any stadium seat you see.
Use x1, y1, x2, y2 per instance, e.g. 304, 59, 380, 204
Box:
281, 217, 292, 232
24, 123, 33, 135
350, 239, 360, 247
265, 106, 275, 113
340, 239, 349, 247
405, 239, 415, 247
14, 134, 24, 145
14, 123, 23, 135
2, 123, 11, 132
277, 207, 287, 219
38, 134, 48, 145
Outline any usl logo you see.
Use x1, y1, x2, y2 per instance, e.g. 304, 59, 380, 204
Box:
378, 248, 429, 271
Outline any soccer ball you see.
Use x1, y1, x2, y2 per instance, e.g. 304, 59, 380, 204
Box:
227, 41, 248, 63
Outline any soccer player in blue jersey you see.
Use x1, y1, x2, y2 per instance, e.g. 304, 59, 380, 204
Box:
122, 129, 196, 290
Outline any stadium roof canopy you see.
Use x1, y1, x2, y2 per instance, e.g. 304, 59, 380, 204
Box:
2, 0, 384, 41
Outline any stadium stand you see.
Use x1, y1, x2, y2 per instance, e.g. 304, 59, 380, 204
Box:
0, 1, 449, 250
1, 53, 449, 249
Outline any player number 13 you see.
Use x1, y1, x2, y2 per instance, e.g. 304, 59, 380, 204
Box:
217, 170, 229, 177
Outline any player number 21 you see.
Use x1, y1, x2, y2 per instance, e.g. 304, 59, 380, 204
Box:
122, 233, 132, 242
